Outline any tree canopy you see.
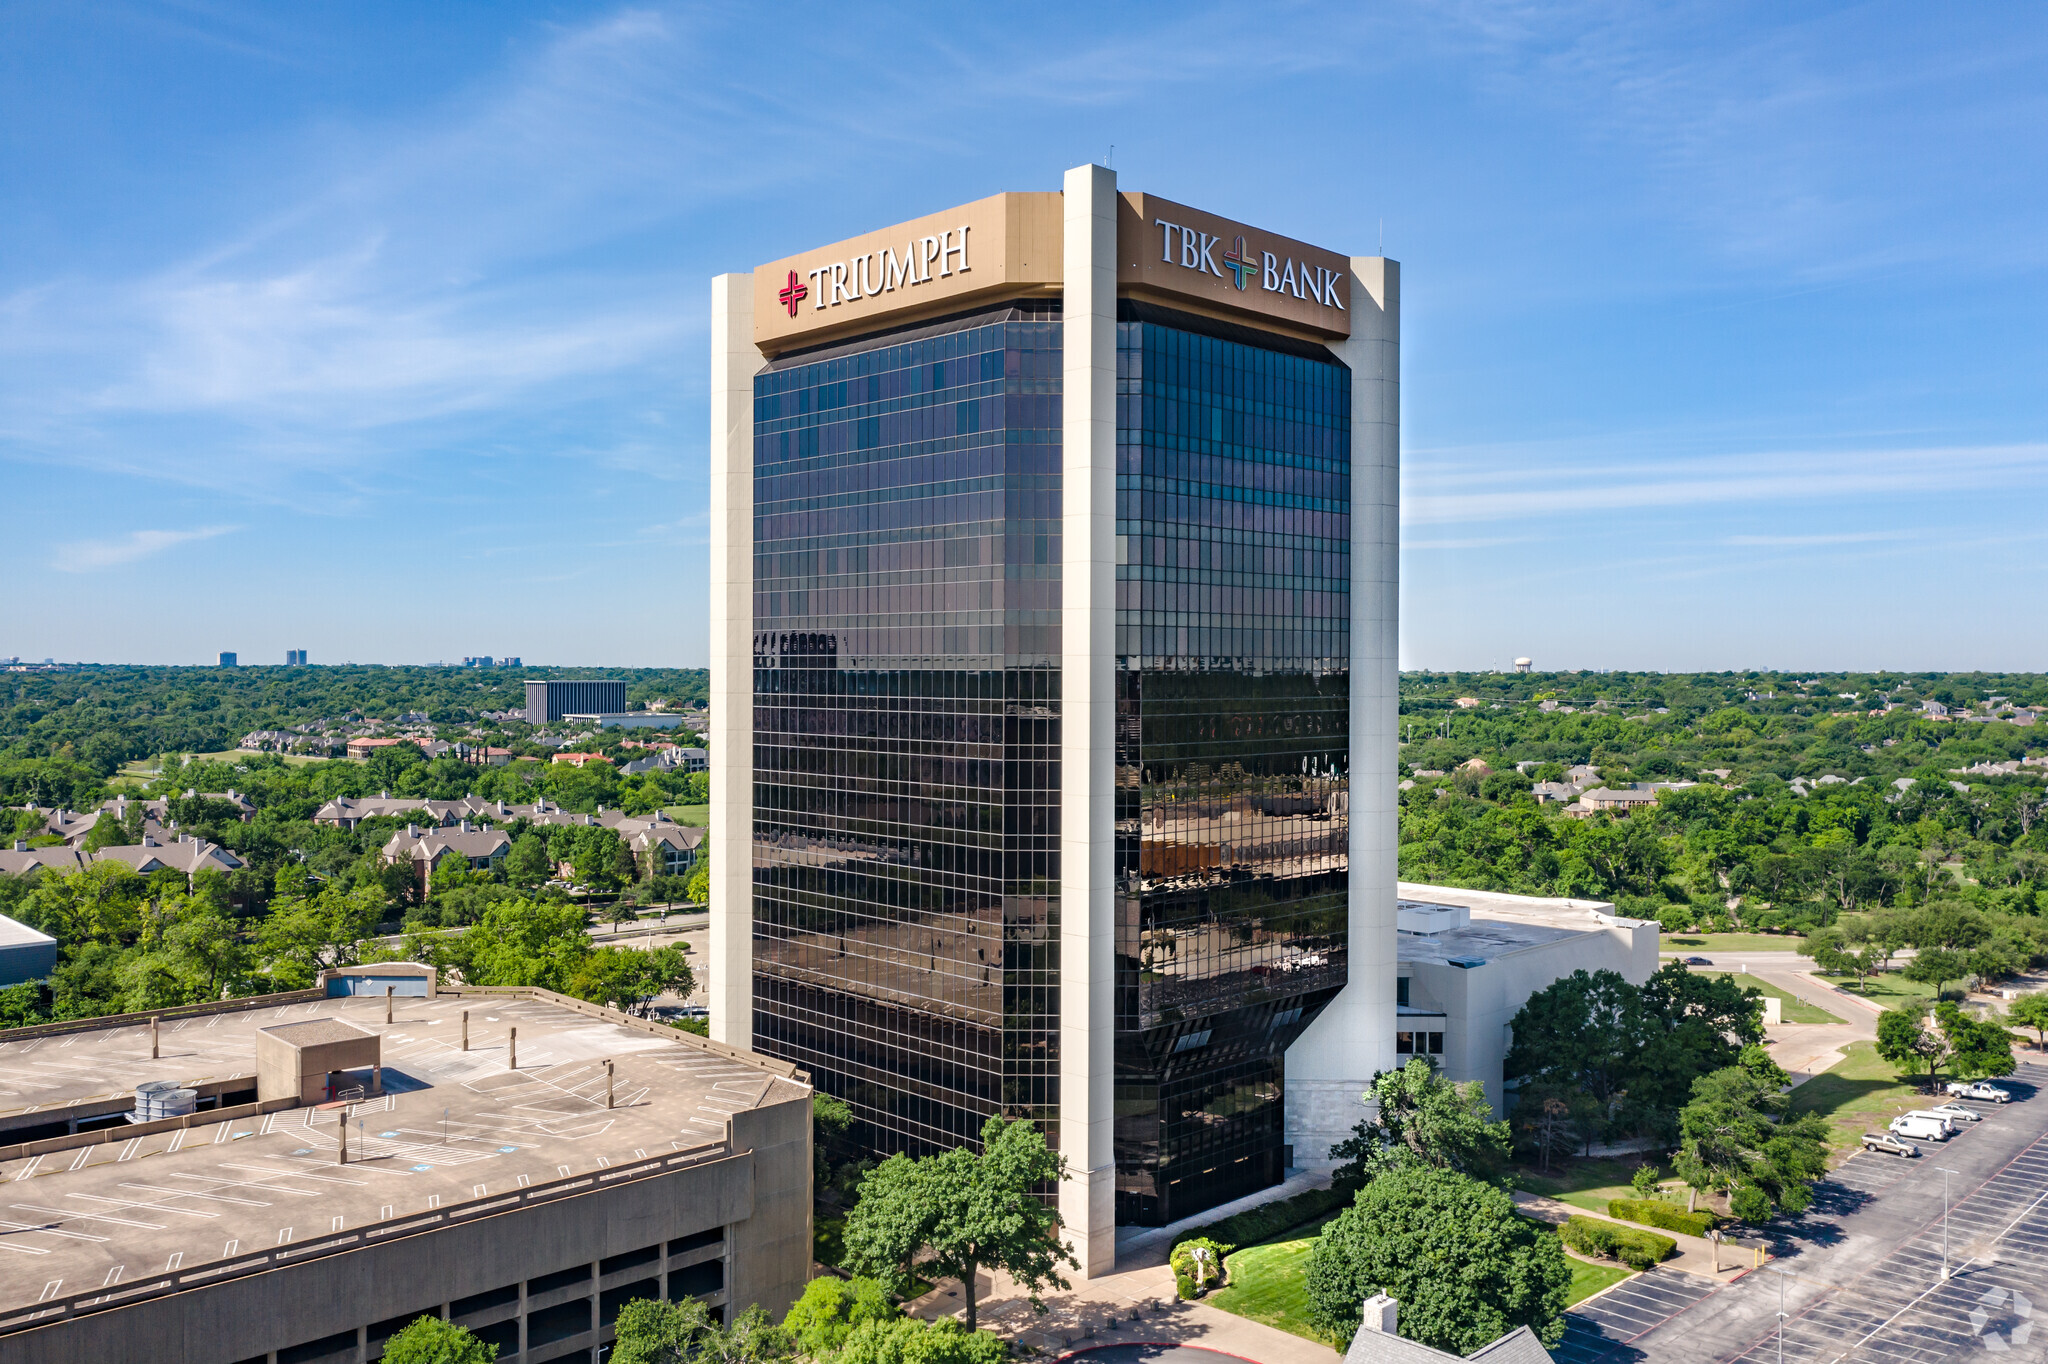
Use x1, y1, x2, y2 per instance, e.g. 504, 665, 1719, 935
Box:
1304, 1166, 1570, 1352
840, 1114, 1073, 1331
1330, 1056, 1511, 1185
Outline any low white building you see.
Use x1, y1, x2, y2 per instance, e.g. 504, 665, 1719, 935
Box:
1395, 881, 1659, 1115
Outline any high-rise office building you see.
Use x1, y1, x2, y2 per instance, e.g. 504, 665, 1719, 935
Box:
525, 679, 628, 723
285, 649, 308, 666
217, 652, 237, 667
710, 167, 1398, 1275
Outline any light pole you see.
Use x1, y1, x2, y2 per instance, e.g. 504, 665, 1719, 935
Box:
1935, 1167, 1958, 1281
1772, 1266, 1791, 1364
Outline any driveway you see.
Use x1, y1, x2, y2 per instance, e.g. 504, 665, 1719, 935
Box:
1564, 1060, 2048, 1364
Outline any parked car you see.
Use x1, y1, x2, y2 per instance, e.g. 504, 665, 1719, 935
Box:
1928, 1102, 1984, 1124
1862, 1131, 1920, 1158
1946, 1081, 2012, 1103
1684, 956, 1713, 966
1890, 1114, 1950, 1142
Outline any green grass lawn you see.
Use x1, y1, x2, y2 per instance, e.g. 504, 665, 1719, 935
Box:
1817, 972, 1937, 1007
1513, 1156, 1646, 1203
1694, 972, 1845, 1025
1209, 1222, 1341, 1345
1787, 1040, 1933, 1149
665, 804, 710, 826
110, 750, 332, 785
1665, 933, 1804, 952
1566, 1253, 1633, 1306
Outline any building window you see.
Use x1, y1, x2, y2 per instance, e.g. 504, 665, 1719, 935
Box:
1396, 977, 1410, 1007
1396, 1030, 1443, 1056
1171, 1030, 1213, 1054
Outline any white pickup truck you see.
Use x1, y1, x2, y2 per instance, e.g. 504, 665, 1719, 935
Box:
1945, 1080, 2012, 1103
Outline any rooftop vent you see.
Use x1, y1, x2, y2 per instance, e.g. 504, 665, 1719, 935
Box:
1397, 900, 1470, 934
130, 1079, 197, 1123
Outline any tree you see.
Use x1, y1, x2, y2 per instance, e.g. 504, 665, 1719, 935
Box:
505, 833, 552, 888
1630, 964, 1766, 1128
1303, 1167, 1570, 1352
840, 1114, 1074, 1331
685, 849, 710, 905
1903, 947, 1967, 1000
782, 1275, 898, 1358
612, 1297, 791, 1364
1509, 1081, 1599, 1173
1672, 1049, 1830, 1220
566, 944, 693, 1015
257, 886, 384, 987
1875, 1005, 1951, 1090
2006, 991, 2048, 1049
1331, 1057, 1511, 1185
446, 897, 592, 992
381, 1315, 496, 1363
1503, 968, 1642, 1134
1937, 1001, 2016, 1079
834, 1318, 1008, 1364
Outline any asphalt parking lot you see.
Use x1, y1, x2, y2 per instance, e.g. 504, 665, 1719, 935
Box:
1573, 1060, 2048, 1364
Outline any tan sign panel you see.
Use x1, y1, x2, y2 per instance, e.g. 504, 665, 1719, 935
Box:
752, 192, 1062, 354
1117, 192, 1353, 339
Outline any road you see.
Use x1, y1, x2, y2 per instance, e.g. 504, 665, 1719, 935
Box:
1564, 1060, 2048, 1364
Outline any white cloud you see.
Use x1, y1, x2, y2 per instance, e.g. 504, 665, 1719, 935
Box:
53, 525, 238, 573
1403, 442, 2048, 526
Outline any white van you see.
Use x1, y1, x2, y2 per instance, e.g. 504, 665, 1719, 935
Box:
1906, 1110, 1960, 1134
1891, 1114, 1951, 1142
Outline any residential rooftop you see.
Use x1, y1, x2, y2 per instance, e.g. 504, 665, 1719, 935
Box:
0, 988, 803, 1323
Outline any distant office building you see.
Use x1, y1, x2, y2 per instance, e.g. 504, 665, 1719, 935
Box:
463, 656, 523, 667
285, 649, 308, 666
564, 712, 686, 732
217, 652, 237, 667
526, 679, 628, 723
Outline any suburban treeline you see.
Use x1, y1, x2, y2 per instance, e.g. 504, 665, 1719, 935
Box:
0, 743, 710, 1026
1395, 685, 2048, 941
0, 664, 710, 773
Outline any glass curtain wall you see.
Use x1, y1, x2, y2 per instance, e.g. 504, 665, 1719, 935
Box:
1113, 306, 1352, 1226
751, 303, 1064, 1160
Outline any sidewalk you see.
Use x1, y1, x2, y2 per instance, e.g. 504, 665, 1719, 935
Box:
1511, 1191, 1750, 1282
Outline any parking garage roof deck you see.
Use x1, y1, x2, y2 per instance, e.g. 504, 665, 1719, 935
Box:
0, 991, 802, 1321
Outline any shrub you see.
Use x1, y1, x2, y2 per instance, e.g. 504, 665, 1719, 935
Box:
1559, 1218, 1615, 1259
1169, 1237, 1229, 1296
1173, 1185, 1350, 1257
1560, 1216, 1674, 1271
1608, 1198, 1717, 1239
1175, 1272, 1198, 1301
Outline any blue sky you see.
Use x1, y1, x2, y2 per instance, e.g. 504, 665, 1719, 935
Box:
3, 3, 2044, 670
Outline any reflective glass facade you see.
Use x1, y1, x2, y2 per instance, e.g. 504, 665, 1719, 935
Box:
749, 298, 1351, 1229
1113, 310, 1351, 1225
751, 304, 1065, 1157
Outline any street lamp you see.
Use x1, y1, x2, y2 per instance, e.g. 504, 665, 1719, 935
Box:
1772, 1266, 1791, 1364
1935, 1166, 1958, 1281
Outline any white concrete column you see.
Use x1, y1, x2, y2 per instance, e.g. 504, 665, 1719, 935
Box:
709, 272, 756, 1050
1057, 162, 1117, 1279
1283, 257, 1401, 1165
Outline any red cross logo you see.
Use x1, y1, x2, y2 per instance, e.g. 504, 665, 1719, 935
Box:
778, 269, 809, 317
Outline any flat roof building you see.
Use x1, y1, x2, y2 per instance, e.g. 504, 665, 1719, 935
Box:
710, 166, 1400, 1274
526, 680, 628, 724
1395, 882, 1658, 1115
0, 973, 811, 1364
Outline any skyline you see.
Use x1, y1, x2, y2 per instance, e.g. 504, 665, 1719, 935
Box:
5, 3, 2046, 670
